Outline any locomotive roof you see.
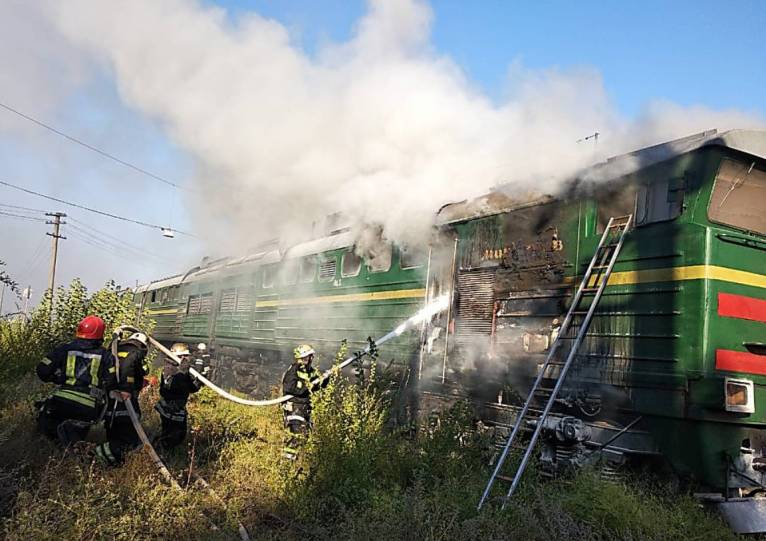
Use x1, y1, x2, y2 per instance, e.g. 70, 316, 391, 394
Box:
137, 230, 357, 291
437, 128, 766, 224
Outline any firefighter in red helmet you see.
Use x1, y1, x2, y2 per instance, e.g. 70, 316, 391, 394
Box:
36, 315, 116, 446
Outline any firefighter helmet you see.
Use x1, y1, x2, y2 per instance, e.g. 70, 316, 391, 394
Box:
76, 315, 106, 340
197, 342, 207, 351
128, 332, 149, 348
293, 344, 315, 360
170, 342, 190, 357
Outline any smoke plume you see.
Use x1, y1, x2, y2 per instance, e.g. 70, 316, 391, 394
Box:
49, 0, 765, 256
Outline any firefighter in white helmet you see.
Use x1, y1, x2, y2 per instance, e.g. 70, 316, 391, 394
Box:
95, 332, 149, 466
153, 342, 206, 450
281, 344, 328, 460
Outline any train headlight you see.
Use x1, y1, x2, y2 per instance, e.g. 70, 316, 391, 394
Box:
725, 377, 755, 413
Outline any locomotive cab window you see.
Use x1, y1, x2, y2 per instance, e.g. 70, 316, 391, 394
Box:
299, 256, 316, 283
709, 159, 766, 236
635, 176, 685, 226
341, 249, 362, 277
400, 245, 427, 269
366, 243, 392, 273
319, 256, 337, 282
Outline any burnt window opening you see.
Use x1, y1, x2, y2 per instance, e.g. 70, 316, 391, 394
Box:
342, 249, 362, 277
367, 243, 392, 273
282, 261, 298, 285
400, 245, 428, 269
150, 290, 157, 303
299, 256, 316, 283
319, 256, 337, 282
596, 182, 638, 234
709, 159, 766, 236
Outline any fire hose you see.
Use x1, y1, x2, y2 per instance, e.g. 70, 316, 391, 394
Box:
115, 293, 448, 408
122, 396, 252, 541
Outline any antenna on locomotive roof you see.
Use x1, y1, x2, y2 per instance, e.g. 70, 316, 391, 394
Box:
577, 131, 600, 145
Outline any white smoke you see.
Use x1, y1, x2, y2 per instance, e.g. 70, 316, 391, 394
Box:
48, 0, 765, 255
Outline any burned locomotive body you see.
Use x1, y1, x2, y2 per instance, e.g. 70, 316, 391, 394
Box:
419, 129, 766, 503
136, 129, 766, 516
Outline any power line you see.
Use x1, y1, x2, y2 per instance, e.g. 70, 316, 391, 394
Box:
68, 229, 148, 264
0, 101, 186, 190
67, 221, 171, 264
0, 202, 47, 213
0, 210, 47, 222
0, 178, 195, 237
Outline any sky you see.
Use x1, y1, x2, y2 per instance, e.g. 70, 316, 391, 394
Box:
0, 0, 763, 315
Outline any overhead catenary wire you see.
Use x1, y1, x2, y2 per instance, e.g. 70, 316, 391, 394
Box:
0, 178, 195, 237
0, 101, 186, 191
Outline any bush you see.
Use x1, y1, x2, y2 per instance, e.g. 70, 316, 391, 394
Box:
0, 280, 154, 405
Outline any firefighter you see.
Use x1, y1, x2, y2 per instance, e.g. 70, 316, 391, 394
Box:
281, 344, 328, 460
94, 332, 149, 467
153, 342, 206, 451
35, 315, 116, 446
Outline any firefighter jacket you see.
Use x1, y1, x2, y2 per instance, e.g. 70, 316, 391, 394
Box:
36, 338, 116, 409
156, 359, 202, 420
281, 362, 324, 406
114, 340, 148, 394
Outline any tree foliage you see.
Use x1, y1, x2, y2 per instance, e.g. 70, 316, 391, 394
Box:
0, 279, 154, 404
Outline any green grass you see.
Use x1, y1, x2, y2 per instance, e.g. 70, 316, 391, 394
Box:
0, 282, 738, 539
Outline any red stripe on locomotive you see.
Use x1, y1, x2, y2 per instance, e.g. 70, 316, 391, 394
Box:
716, 349, 766, 375
718, 292, 766, 323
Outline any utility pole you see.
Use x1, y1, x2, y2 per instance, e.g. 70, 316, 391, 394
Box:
22, 286, 32, 316
45, 212, 66, 294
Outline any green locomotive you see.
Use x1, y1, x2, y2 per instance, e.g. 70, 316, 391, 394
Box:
136, 129, 766, 509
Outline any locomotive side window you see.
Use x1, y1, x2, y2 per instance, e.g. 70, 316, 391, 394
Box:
319, 256, 337, 282
400, 245, 427, 269
282, 260, 298, 285
262, 264, 277, 288
341, 249, 362, 277
634, 176, 685, 226
150, 290, 157, 303
709, 159, 766, 235
299, 256, 316, 283
367, 243, 392, 273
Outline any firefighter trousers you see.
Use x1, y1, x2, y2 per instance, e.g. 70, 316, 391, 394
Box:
283, 402, 311, 460
37, 393, 100, 446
